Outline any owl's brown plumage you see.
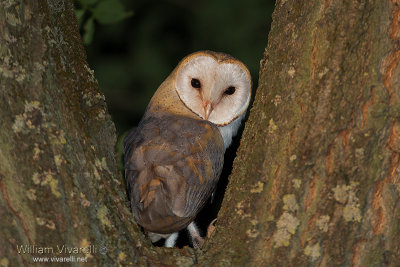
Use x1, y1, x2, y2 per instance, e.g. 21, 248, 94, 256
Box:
124, 115, 224, 234
124, 51, 251, 247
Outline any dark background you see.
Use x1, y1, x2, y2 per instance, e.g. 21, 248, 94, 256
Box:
85, 0, 275, 135
83, 0, 275, 246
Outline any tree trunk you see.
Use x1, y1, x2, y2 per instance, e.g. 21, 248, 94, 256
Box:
202, 0, 400, 266
0, 1, 192, 266
1, 0, 399, 266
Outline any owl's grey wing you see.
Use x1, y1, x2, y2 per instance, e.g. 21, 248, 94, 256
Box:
124, 115, 224, 234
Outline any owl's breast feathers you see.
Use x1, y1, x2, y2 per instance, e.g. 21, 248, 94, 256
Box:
124, 115, 224, 234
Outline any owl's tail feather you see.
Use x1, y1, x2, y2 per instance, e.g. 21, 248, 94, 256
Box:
138, 176, 165, 210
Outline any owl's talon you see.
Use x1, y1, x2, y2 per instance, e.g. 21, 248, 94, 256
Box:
207, 218, 217, 238
192, 235, 205, 249
187, 221, 205, 249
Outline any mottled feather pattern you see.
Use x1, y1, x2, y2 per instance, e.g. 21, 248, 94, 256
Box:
124, 115, 224, 233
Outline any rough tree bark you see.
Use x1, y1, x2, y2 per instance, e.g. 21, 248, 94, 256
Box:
0, 1, 193, 266
1, 0, 399, 267
202, 0, 400, 266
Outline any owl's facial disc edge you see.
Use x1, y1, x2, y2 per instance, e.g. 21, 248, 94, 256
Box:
174, 52, 252, 126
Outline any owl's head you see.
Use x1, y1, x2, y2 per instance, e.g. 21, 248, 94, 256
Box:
175, 51, 251, 126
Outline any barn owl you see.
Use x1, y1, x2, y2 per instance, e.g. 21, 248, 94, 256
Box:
124, 51, 251, 248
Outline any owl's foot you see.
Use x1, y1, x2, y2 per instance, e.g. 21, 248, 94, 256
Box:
187, 221, 204, 249
192, 235, 205, 249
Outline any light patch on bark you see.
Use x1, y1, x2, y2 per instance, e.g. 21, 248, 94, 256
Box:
273, 228, 292, 247
316, 215, 330, 232
36, 217, 46, 226
12, 101, 42, 133
236, 201, 251, 218
45, 220, 56, 230
93, 165, 101, 181
11, 115, 25, 133
54, 154, 64, 169
332, 182, 361, 222
333, 184, 350, 204
283, 194, 299, 212
246, 219, 260, 239
280, 0, 288, 7
318, 67, 329, 78
26, 188, 37, 200
272, 95, 282, 106
273, 212, 300, 248
343, 203, 361, 223
355, 148, 365, 159
80, 193, 91, 207
277, 212, 299, 234
6, 11, 21, 26
32, 170, 60, 198
0, 257, 9, 267
24, 101, 40, 112
250, 181, 264, 193
32, 173, 41, 184
97, 109, 106, 120
84, 64, 96, 83
48, 178, 61, 198
33, 144, 42, 160
246, 228, 259, 239
119, 252, 126, 261
80, 239, 93, 259
288, 67, 296, 78
15, 64, 26, 83
268, 119, 278, 134
36, 217, 56, 230
175, 256, 195, 267
304, 243, 321, 261
48, 129, 66, 145
292, 179, 302, 189
83, 91, 105, 107
97, 206, 112, 227
37, 171, 50, 187
95, 157, 110, 173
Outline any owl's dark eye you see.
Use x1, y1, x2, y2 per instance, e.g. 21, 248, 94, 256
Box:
191, 78, 201, 89
224, 86, 236, 95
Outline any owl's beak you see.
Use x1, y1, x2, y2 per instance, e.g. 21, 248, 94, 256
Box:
203, 101, 213, 120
